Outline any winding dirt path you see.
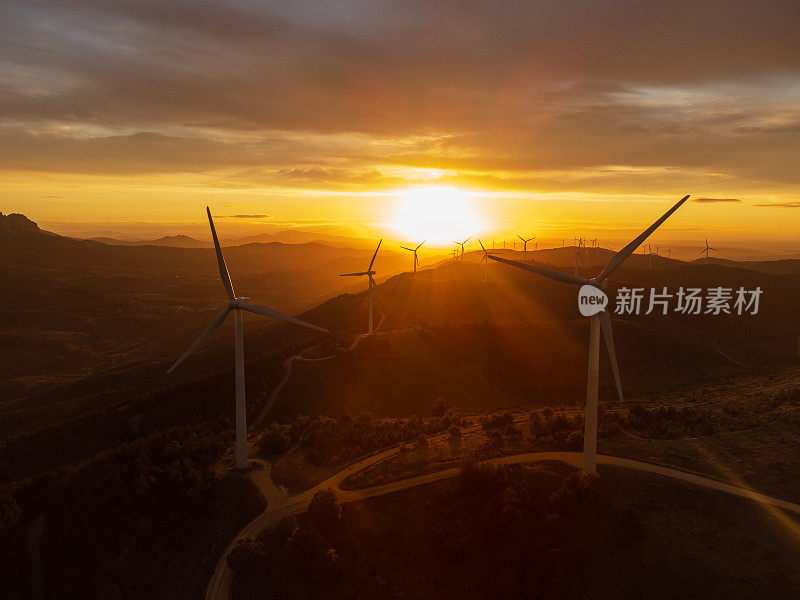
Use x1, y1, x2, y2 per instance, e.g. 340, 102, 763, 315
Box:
252, 312, 387, 428
204, 448, 800, 600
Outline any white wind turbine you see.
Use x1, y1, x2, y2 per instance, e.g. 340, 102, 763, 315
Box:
517, 235, 536, 261
490, 195, 690, 474
478, 239, 499, 281
700, 238, 717, 260
340, 239, 382, 334
452, 237, 471, 261
168, 207, 329, 470
401, 240, 425, 273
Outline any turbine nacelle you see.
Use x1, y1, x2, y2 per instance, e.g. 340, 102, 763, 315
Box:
230, 297, 250, 309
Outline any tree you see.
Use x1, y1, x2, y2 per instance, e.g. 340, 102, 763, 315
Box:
307, 488, 341, 536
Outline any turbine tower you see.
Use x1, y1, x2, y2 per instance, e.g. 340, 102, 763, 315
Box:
701, 238, 717, 260
340, 239, 382, 334
452, 237, 471, 261
400, 240, 425, 273
490, 195, 690, 474
168, 207, 328, 470
517, 235, 536, 260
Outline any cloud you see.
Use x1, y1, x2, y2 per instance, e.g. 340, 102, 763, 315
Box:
1, 0, 800, 192
693, 198, 741, 203
753, 202, 800, 207
223, 214, 269, 219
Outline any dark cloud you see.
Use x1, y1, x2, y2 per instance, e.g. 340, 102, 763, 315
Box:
223, 214, 269, 219
0, 0, 799, 187
693, 198, 741, 203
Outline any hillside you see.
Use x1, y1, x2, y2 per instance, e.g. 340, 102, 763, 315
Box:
269, 253, 800, 419
0, 214, 408, 399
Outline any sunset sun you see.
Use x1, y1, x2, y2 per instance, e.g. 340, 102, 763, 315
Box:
390, 186, 483, 245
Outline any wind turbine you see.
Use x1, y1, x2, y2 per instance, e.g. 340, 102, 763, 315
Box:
667, 247, 672, 259
452, 237, 471, 261
341, 239, 382, 334
517, 235, 536, 260
490, 195, 690, 474
574, 249, 583, 276
168, 207, 328, 470
478, 239, 499, 281
700, 238, 717, 260
401, 240, 425, 273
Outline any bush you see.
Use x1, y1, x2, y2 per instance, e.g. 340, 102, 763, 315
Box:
566, 430, 583, 451
259, 424, 290, 455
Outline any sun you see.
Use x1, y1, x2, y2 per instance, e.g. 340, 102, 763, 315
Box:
390, 186, 483, 245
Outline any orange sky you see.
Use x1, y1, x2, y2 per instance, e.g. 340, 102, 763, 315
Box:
1, 1, 799, 246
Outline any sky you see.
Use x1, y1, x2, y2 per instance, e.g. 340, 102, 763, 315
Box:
2, 0, 800, 246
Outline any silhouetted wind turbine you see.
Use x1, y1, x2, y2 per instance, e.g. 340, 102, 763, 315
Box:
168, 207, 328, 470
490, 195, 690, 474
452, 237, 471, 261
478, 239, 498, 281
517, 235, 536, 260
341, 239, 382, 334
700, 238, 717, 260
400, 240, 425, 273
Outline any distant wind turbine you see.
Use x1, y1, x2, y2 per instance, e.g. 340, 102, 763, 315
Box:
700, 238, 717, 260
574, 249, 583, 276
400, 240, 425, 273
452, 237, 471, 261
340, 239, 382, 334
478, 239, 498, 281
517, 235, 536, 260
490, 195, 690, 474
168, 207, 328, 470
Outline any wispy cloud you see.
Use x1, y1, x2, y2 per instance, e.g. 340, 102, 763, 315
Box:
753, 202, 800, 208
223, 214, 269, 219
693, 198, 741, 203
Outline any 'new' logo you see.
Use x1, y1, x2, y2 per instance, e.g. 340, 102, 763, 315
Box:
578, 284, 608, 317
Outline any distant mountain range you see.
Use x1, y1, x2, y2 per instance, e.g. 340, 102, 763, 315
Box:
84, 229, 379, 249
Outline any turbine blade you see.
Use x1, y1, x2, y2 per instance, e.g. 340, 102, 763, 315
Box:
368, 239, 382, 270
167, 306, 231, 373
596, 195, 690, 281
206, 207, 235, 300
599, 310, 624, 403
478, 239, 488, 254
488, 255, 591, 285
243, 304, 329, 333
416, 240, 426, 250
340, 271, 368, 277
400, 246, 414, 252
517, 234, 524, 241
